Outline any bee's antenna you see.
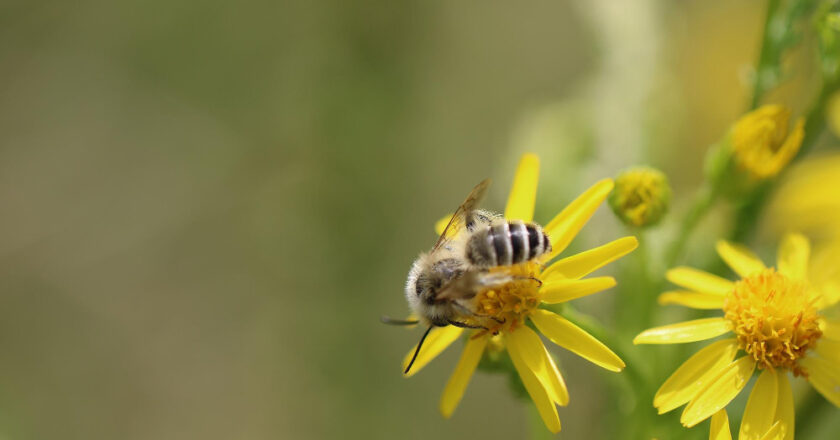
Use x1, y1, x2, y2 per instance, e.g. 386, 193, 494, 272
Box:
380, 316, 420, 326
404, 326, 433, 374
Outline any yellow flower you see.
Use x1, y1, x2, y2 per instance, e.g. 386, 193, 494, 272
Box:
403, 153, 638, 433
731, 105, 805, 179
709, 409, 785, 440
608, 166, 671, 227
768, 153, 840, 241
634, 235, 840, 437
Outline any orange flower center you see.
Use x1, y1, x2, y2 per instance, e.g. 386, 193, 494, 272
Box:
723, 268, 822, 376
473, 262, 541, 334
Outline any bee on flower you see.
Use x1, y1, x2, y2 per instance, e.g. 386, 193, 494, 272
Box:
386, 153, 637, 432
635, 234, 840, 438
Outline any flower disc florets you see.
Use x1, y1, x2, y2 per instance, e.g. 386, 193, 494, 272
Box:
474, 262, 542, 334
723, 268, 822, 375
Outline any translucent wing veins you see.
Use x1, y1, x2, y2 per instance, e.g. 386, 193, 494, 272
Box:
432, 179, 491, 251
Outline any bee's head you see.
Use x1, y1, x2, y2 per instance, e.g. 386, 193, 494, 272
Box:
407, 256, 465, 308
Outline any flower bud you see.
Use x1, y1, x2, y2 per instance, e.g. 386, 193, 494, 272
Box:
731, 104, 804, 179
609, 167, 671, 228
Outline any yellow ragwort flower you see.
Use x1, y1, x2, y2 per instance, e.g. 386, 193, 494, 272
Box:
635, 235, 840, 438
709, 409, 784, 440
731, 105, 805, 179
608, 166, 672, 227
403, 153, 638, 433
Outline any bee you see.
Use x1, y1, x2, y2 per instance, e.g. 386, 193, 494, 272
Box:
383, 179, 551, 373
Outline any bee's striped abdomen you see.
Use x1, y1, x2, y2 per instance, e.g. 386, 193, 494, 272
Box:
466, 220, 550, 268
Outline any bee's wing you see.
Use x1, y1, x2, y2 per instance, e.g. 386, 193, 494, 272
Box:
432, 179, 491, 251
434, 272, 480, 302
434, 271, 512, 302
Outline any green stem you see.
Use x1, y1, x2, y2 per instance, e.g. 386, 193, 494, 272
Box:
561, 307, 647, 388
751, 0, 782, 109
664, 179, 721, 268
617, 228, 654, 330
561, 306, 656, 439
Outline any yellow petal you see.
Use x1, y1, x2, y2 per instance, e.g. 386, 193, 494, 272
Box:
759, 422, 784, 440
739, 369, 778, 440
506, 326, 569, 405
504, 153, 540, 222
543, 179, 614, 260
716, 241, 766, 278
820, 319, 840, 340
816, 282, 840, 310
764, 117, 804, 177
777, 233, 809, 280
530, 309, 625, 372
654, 339, 739, 413
634, 318, 731, 345
775, 373, 794, 440
658, 291, 726, 310
801, 356, 840, 407
542, 236, 638, 281
710, 410, 733, 440
434, 214, 453, 236
681, 356, 755, 427
402, 326, 464, 377
508, 341, 562, 433
816, 339, 840, 365
666, 267, 734, 296
539, 277, 616, 304
439, 333, 489, 418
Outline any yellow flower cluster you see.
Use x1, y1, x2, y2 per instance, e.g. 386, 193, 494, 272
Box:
635, 235, 840, 436
397, 138, 839, 437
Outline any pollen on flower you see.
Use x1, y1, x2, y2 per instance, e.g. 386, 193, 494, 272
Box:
473, 262, 542, 334
723, 268, 822, 376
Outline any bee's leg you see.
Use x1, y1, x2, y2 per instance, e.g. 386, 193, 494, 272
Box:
478, 314, 505, 324
453, 300, 505, 324
380, 316, 420, 326
475, 272, 542, 287
473, 272, 515, 287
446, 319, 488, 330
509, 275, 543, 287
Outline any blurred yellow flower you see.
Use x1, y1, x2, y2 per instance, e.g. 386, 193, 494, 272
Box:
769, 153, 840, 240
635, 235, 840, 437
731, 105, 805, 179
608, 166, 671, 227
403, 153, 637, 433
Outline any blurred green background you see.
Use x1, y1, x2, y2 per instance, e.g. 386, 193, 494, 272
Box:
2, 1, 831, 439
